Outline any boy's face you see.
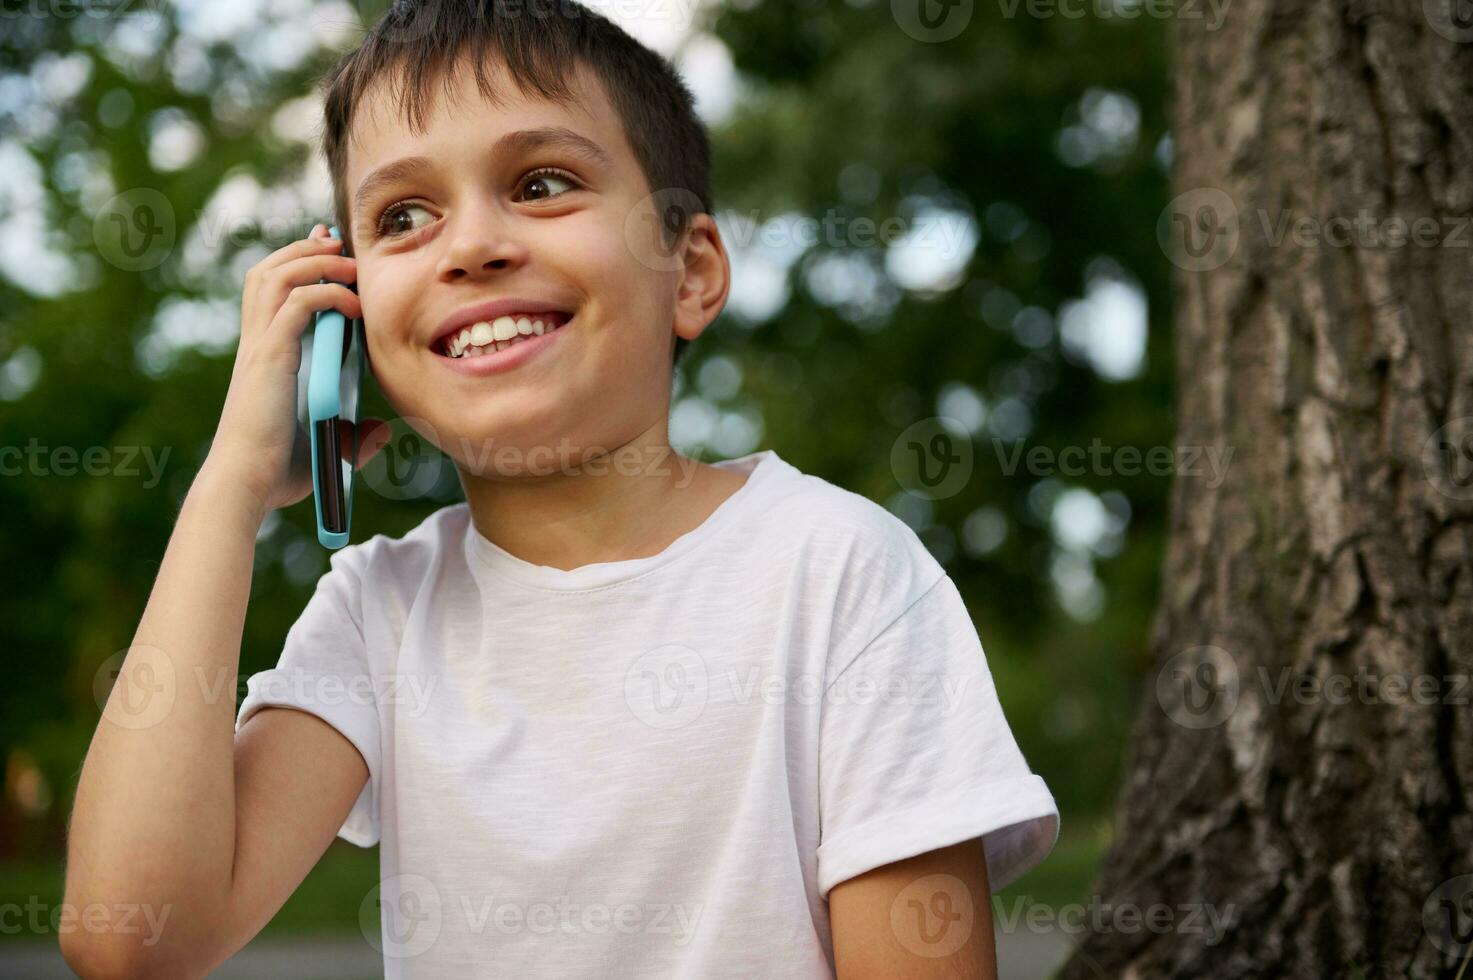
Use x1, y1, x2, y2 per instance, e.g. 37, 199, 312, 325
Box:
343, 57, 723, 476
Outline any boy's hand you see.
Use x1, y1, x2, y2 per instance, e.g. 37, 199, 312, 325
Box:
209, 223, 391, 518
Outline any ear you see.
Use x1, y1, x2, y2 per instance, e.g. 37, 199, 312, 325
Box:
672, 213, 730, 344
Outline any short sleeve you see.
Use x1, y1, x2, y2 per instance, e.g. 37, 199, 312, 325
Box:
815, 572, 1058, 898
235, 544, 382, 847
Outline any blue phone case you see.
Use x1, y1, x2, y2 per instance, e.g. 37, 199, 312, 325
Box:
308, 226, 364, 549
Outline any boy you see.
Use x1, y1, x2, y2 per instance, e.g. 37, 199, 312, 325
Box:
62, 2, 1058, 977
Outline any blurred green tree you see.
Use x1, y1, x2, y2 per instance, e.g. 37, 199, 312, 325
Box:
0, 0, 1168, 882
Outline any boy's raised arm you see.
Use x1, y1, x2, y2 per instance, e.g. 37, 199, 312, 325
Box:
60, 224, 387, 978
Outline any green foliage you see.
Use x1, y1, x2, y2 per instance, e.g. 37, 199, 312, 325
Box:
0, 0, 1169, 884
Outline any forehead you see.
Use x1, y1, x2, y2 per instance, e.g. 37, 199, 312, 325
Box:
346, 56, 629, 180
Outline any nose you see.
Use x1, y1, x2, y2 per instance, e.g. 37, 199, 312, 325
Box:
435, 210, 529, 282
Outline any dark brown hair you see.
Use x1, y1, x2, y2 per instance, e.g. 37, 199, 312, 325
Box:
319, 0, 713, 367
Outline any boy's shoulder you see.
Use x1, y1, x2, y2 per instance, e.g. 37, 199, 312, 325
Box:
744, 452, 948, 596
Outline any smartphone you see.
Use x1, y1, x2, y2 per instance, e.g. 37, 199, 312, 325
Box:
308, 225, 366, 550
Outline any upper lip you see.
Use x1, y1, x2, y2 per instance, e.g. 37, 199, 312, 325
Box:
430, 298, 576, 353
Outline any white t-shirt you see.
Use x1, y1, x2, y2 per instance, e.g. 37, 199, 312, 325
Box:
236, 448, 1058, 978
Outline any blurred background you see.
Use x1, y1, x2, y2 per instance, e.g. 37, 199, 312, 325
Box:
0, 0, 1169, 975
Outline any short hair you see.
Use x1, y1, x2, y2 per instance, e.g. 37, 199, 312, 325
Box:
319, 0, 713, 369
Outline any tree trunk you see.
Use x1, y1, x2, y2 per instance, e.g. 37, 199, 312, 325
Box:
1061, 1, 1473, 977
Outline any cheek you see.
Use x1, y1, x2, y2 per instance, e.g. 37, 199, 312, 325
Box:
356, 269, 417, 343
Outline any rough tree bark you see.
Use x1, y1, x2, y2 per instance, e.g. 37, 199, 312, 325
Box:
1060, 0, 1473, 977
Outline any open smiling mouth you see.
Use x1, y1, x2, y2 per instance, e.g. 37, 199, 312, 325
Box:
435, 312, 573, 359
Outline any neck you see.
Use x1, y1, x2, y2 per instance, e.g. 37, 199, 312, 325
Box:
456, 421, 728, 572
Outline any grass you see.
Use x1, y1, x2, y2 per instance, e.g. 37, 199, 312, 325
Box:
2, 820, 1105, 943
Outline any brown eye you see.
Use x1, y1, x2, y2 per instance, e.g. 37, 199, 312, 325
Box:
377, 202, 433, 238
518, 169, 577, 202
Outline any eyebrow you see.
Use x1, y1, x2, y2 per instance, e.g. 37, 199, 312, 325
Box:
352, 126, 613, 218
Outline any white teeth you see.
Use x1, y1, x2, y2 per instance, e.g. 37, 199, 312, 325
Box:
441, 316, 565, 358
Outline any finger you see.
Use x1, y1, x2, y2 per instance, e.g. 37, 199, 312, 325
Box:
256, 252, 358, 296
249, 228, 351, 282
270, 228, 347, 267
242, 254, 358, 340
264, 282, 363, 352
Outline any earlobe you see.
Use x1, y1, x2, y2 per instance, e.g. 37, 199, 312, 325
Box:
672, 213, 731, 343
